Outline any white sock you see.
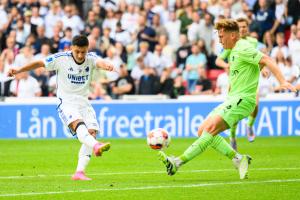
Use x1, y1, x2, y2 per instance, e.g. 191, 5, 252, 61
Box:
76, 124, 98, 148
76, 144, 93, 172
174, 157, 183, 168
232, 153, 243, 161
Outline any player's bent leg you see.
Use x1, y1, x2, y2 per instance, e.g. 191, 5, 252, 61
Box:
70, 120, 110, 157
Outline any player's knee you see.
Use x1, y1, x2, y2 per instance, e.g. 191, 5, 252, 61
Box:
197, 126, 204, 137
203, 121, 218, 134
88, 129, 97, 138
69, 120, 84, 132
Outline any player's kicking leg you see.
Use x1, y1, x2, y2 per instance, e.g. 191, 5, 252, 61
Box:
70, 121, 110, 181
158, 115, 251, 179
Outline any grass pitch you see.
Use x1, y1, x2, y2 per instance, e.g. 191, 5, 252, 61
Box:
0, 137, 300, 200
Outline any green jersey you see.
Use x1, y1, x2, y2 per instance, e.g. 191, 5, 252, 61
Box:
218, 36, 258, 60
227, 39, 263, 101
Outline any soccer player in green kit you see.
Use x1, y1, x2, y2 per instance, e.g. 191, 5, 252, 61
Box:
216, 17, 261, 150
158, 19, 297, 179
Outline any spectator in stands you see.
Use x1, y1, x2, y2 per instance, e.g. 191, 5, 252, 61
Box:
62, 4, 84, 36
178, 3, 193, 34
31, 6, 44, 27
0, 49, 15, 96
15, 17, 29, 46
88, 36, 103, 57
176, 34, 191, 70
183, 43, 207, 93
153, 44, 173, 76
172, 73, 186, 98
164, 11, 181, 51
246, 9, 261, 34
151, 13, 167, 40
282, 56, 299, 85
158, 34, 174, 60
23, 10, 37, 37
255, 0, 276, 39
48, 74, 57, 97
113, 21, 132, 47
271, 32, 289, 59
34, 43, 51, 60
137, 14, 156, 52
191, 67, 212, 95
49, 25, 62, 53
199, 13, 214, 55
121, 3, 139, 34
258, 68, 274, 97
104, 46, 122, 82
102, 8, 118, 37
58, 27, 73, 52
138, 65, 160, 95
136, 42, 156, 68
131, 56, 145, 86
126, 44, 136, 74
287, 0, 300, 25
84, 10, 102, 36
88, 26, 102, 49
159, 67, 174, 98
215, 67, 229, 96
288, 28, 300, 69
89, 81, 112, 100
187, 11, 201, 43
9, 71, 41, 97
111, 64, 135, 99
34, 25, 51, 54
44, 1, 63, 38
100, 27, 115, 54
14, 45, 34, 68
262, 30, 275, 54
31, 67, 49, 97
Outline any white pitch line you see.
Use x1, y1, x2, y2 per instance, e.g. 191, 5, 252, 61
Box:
0, 167, 299, 180
0, 178, 300, 197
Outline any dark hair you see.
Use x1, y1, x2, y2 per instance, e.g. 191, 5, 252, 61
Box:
72, 35, 89, 47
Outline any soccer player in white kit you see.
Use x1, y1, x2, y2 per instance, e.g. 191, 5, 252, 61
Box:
7, 35, 117, 181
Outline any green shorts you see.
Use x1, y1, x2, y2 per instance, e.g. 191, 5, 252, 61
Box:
208, 97, 256, 128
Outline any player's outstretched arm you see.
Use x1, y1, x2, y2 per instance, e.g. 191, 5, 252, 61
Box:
259, 55, 297, 92
96, 58, 118, 73
7, 60, 45, 77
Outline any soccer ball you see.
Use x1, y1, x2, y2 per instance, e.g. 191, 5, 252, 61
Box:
147, 128, 171, 150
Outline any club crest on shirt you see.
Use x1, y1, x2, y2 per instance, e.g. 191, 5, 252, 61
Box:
46, 57, 53, 63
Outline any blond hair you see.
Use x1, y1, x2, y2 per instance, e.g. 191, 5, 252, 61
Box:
215, 19, 239, 32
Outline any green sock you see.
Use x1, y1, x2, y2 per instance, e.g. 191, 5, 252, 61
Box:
230, 124, 237, 139
210, 135, 236, 160
179, 132, 213, 164
247, 116, 255, 127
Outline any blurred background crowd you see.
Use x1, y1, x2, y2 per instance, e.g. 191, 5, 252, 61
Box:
0, 0, 300, 100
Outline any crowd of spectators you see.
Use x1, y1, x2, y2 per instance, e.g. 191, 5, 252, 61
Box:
0, 0, 300, 99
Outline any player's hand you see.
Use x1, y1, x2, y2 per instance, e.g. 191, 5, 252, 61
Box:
7, 68, 19, 77
279, 81, 297, 92
261, 68, 270, 78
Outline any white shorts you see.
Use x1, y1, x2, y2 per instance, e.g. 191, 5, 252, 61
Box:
56, 98, 99, 135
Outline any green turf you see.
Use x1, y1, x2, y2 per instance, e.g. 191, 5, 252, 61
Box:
0, 137, 300, 200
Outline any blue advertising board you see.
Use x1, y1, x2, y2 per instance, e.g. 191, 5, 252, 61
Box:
0, 99, 299, 139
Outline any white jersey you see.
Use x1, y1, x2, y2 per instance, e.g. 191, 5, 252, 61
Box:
43, 51, 99, 102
